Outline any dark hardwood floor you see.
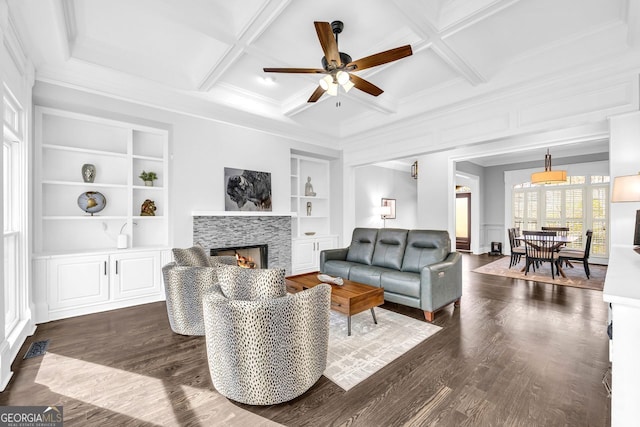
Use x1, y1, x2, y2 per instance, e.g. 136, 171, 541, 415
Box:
0, 254, 611, 426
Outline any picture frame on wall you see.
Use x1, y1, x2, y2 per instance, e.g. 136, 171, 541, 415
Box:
381, 198, 396, 219
224, 167, 272, 211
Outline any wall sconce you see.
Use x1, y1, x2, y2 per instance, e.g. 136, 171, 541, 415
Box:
411, 161, 418, 179
381, 198, 396, 228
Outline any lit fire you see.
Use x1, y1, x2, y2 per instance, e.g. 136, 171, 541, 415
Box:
236, 253, 256, 269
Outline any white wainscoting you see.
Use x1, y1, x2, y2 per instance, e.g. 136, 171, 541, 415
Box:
482, 224, 505, 254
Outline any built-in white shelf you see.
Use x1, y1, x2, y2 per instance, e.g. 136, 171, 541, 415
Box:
42, 180, 128, 189
42, 143, 128, 158
42, 215, 129, 220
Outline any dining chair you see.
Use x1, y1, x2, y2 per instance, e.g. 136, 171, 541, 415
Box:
522, 230, 560, 279
558, 230, 593, 279
542, 226, 572, 267
508, 228, 525, 268
541, 226, 569, 237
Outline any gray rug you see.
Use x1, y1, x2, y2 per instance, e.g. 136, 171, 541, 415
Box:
472, 256, 605, 291
324, 308, 441, 391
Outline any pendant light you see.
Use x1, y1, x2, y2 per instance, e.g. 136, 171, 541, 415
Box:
531, 149, 567, 184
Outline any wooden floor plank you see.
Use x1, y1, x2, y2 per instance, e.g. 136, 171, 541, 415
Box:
0, 254, 610, 426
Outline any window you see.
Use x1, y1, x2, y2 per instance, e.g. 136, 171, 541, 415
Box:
512, 174, 609, 256
3, 90, 23, 335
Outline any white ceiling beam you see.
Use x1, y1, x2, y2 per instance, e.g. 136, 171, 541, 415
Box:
389, 0, 487, 85
438, 0, 523, 37
197, 0, 292, 92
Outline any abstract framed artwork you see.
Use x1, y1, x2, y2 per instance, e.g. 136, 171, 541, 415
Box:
224, 167, 272, 211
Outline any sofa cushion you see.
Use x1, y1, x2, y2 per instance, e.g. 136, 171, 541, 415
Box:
322, 260, 358, 279
380, 271, 421, 298
371, 229, 408, 270
173, 245, 212, 267
346, 228, 378, 265
349, 265, 389, 287
401, 230, 450, 273
216, 265, 286, 301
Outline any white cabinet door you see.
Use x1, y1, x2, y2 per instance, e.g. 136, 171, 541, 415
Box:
292, 239, 316, 274
292, 236, 338, 274
314, 236, 338, 271
111, 251, 161, 300
48, 255, 109, 310
316, 236, 337, 254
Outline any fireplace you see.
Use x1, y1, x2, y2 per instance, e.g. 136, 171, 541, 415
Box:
193, 213, 292, 275
210, 244, 268, 269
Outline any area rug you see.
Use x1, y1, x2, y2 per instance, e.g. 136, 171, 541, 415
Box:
324, 308, 441, 391
472, 256, 606, 291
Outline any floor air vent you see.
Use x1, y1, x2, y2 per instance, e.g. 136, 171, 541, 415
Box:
23, 339, 50, 359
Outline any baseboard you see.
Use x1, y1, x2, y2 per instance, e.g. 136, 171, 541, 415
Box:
0, 318, 36, 392
44, 294, 166, 323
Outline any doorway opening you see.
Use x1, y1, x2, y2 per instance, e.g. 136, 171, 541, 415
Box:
456, 191, 471, 251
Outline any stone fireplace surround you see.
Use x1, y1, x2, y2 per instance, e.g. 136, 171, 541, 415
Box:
193, 212, 293, 275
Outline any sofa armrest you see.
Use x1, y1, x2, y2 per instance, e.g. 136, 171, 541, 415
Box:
319, 247, 349, 272
419, 252, 462, 312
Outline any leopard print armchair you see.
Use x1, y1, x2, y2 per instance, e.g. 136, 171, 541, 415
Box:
203, 266, 331, 405
161, 255, 236, 336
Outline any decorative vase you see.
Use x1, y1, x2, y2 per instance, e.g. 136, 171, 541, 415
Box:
117, 234, 128, 249
82, 164, 96, 183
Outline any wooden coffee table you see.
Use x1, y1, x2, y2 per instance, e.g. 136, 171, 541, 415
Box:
286, 272, 384, 336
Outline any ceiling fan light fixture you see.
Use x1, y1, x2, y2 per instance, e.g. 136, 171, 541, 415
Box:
319, 75, 331, 90
336, 70, 350, 85
320, 75, 338, 96
342, 79, 355, 93
326, 82, 338, 96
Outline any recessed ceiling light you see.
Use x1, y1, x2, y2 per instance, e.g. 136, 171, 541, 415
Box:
260, 76, 276, 85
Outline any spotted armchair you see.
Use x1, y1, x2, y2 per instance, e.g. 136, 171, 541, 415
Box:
202, 265, 331, 405
161, 247, 236, 336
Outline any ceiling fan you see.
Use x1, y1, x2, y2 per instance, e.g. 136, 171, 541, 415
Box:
263, 20, 413, 103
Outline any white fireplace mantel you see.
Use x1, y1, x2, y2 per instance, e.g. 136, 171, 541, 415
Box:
192, 211, 297, 217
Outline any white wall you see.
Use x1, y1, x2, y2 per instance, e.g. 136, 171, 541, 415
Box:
32, 82, 341, 248
609, 112, 640, 247
416, 151, 454, 234
354, 165, 417, 229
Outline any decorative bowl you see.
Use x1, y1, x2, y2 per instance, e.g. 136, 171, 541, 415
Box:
304, 232, 316, 236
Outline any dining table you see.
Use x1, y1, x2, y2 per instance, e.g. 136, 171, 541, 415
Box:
514, 233, 578, 278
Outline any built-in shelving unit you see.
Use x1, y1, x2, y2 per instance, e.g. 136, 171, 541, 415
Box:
290, 154, 331, 237
34, 107, 169, 254
290, 154, 337, 274
33, 106, 171, 322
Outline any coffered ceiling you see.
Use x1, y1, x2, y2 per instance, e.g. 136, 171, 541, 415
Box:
9, 0, 639, 148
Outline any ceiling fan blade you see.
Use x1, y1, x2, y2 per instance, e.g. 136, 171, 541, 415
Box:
263, 67, 325, 74
315, 21, 341, 67
307, 86, 326, 103
347, 45, 413, 71
350, 74, 384, 97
